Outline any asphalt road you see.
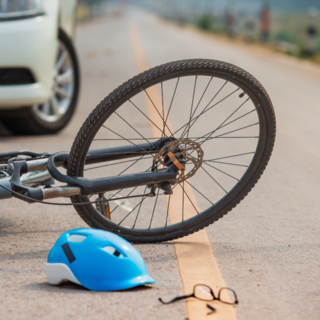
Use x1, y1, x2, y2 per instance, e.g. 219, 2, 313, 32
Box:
0, 6, 320, 320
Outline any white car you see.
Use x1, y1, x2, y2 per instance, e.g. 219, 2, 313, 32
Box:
0, 0, 80, 134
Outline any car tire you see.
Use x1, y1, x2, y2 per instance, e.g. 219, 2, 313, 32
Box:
0, 28, 80, 135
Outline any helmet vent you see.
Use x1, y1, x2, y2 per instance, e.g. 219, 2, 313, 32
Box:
68, 235, 87, 243
102, 246, 123, 258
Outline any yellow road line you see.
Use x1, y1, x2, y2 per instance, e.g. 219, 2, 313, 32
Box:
129, 22, 237, 320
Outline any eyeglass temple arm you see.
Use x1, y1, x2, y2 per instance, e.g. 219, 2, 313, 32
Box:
159, 293, 194, 304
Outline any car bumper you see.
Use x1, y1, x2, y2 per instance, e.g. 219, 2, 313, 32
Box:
0, 84, 50, 108
0, 4, 58, 108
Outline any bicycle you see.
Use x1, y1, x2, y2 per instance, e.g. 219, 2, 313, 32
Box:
0, 59, 276, 243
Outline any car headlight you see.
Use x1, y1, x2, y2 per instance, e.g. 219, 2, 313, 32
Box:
0, 0, 44, 21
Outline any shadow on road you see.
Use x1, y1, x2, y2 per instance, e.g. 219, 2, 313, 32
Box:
0, 120, 58, 140
24, 281, 154, 294
23, 281, 89, 294
0, 120, 12, 137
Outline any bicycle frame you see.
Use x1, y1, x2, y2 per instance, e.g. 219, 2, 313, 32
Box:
0, 137, 179, 203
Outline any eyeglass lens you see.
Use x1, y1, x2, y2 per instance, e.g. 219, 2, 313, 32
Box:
194, 285, 214, 301
218, 288, 237, 304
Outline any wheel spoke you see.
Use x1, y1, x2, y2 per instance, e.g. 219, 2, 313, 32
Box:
50, 95, 60, 116
203, 161, 240, 181
118, 195, 148, 226
186, 76, 213, 132
102, 125, 149, 154
195, 98, 250, 146
163, 78, 179, 134
117, 155, 152, 176
184, 81, 228, 134
55, 86, 71, 99
201, 166, 228, 194
185, 180, 215, 205
178, 81, 230, 138
56, 69, 73, 85
108, 189, 125, 215
210, 136, 258, 139
84, 156, 154, 172
129, 99, 166, 136
115, 112, 153, 147
93, 137, 162, 141
185, 76, 198, 139
208, 152, 256, 161
218, 109, 257, 131
180, 76, 213, 139
143, 88, 174, 137
182, 179, 185, 222
165, 195, 171, 228
132, 186, 148, 229
183, 97, 255, 163
161, 82, 165, 138
171, 85, 238, 138
179, 182, 199, 216
42, 101, 50, 115
203, 160, 248, 168
55, 50, 68, 72
149, 189, 160, 229
210, 122, 259, 140
109, 185, 143, 217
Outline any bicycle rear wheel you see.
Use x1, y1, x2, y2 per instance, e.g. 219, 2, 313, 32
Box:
68, 59, 276, 243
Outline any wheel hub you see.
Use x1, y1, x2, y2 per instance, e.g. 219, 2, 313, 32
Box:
153, 139, 204, 184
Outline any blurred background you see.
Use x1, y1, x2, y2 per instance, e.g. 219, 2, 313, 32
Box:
78, 0, 320, 60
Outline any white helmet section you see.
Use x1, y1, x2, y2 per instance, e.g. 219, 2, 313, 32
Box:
46, 263, 80, 285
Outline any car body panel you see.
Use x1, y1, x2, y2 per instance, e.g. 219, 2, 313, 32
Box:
0, 0, 77, 108
59, 0, 77, 40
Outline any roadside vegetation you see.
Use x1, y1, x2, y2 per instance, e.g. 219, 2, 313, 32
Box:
194, 11, 320, 64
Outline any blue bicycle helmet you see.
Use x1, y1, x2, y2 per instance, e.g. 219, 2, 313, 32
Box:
46, 228, 155, 291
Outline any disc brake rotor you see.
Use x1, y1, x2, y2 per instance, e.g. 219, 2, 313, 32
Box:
153, 139, 204, 184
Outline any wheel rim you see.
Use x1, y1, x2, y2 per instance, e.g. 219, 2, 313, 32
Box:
33, 39, 75, 122
76, 71, 267, 235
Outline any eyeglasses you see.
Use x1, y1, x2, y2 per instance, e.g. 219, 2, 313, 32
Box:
159, 284, 238, 305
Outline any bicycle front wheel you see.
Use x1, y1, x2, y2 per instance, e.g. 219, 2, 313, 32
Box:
68, 59, 276, 243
